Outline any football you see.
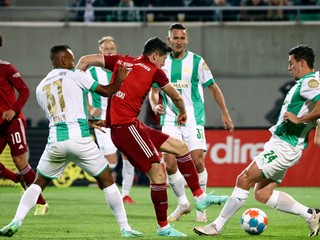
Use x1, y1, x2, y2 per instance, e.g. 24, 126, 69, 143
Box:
241, 208, 268, 235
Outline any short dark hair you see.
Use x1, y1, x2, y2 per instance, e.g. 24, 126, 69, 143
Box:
168, 23, 187, 31
0, 34, 3, 47
143, 37, 172, 56
50, 45, 71, 61
289, 45, 315, 69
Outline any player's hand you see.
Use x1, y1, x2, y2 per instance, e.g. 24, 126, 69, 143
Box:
2, 109, 16, 122
222, 115, 234, 133
88, 120, 106, 133
177, 112, 187, 128
89, 107, 102, 118
153, 104, 165, 115
284, 111, 299, 124
114, 65, 129, 84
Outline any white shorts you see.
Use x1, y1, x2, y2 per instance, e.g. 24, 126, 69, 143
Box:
94, 127, 117, 155
162, 125, 207, 152
254, 137, 302, 184
37, 137, 108, 179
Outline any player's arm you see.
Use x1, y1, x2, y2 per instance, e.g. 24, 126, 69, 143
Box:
149, 87, 165, 115
208, 83, 234, 132
284, 100, 320, 124
3, 66, 30, 122
76, 54, 104, 71
162, 83, 186, 126
94, 65, 128, 97
314, 120, 320, 148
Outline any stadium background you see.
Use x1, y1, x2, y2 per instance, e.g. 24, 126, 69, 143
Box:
0, 20, 319, 187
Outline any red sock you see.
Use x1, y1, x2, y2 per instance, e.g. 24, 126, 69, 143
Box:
20, 165, 46, 205
150, 183, 168, 227
0, 162, 19, 183
176, 154, 203, 197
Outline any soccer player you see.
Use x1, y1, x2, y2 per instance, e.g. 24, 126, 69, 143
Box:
76, 37, 228, 237
149, 23, 234, 223
193, 45, 320, 237
86, 36, 136, 204
0, 33, 48, 215
0, 45, 143, 238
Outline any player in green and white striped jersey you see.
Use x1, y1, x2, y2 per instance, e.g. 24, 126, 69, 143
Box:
149, 23, 234, 223
194, 45, 320, 237
0, 45, 143, 238
86, 36, 136, 204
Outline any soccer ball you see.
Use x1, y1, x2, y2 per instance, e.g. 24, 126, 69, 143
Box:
241, 208, 268, 235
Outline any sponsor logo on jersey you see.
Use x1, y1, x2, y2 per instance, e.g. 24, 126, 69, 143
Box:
172, 80, 189, 89
203, 62, 210, 70
115, 90, 125, 99
307, 79, 319, 88
12, 72, 21, 78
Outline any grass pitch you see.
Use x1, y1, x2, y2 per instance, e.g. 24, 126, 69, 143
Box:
0, 186, 319, 239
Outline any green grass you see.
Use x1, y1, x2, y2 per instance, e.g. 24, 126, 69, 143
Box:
0, 186, 319, 239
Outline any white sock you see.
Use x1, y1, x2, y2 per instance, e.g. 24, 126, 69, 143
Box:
168, 171, 189, 205
12, 184, 42, 224
103, 183, 130, 231
266, 190, 312, 221
121, 160, 134, 197
213, 187, 249, 232
198, 169, 208, 193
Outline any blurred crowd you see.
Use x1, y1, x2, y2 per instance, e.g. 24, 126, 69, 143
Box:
71, 0, 320, 22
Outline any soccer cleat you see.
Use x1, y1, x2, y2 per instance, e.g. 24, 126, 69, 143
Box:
193, 223, 221, 236
121, 228, 144, 237
167, 203, 191, 222
196, 210, 207, 223
157, 226, 187, 237
307, 208, 320, 237
0, 221, 21, 237
123, 195, 135, 204
196, 193, 228, 212
34, 202, 49, 216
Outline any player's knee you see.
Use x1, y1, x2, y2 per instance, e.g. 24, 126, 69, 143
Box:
254, 189, 269, 204
176, 141, 188, 156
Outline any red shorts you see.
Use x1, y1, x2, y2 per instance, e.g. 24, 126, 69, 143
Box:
0, 117, 28, 157
111, 119, 169, 173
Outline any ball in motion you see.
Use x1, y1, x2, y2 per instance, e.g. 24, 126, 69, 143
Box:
241, 208, 268, 235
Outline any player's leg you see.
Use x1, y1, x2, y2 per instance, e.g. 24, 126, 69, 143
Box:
80, 136, 143, 237
146, 162, 186, 237
0, 173, 50, 237
0, 162, 20, 183
256, 176, 320, 236
191, 148, 208, 222
194, 160, 263, 236
164, 153, 191, 222
161, 125, 190, 221
8, 118, 47, 214
159, 136, 228, 212
121, 153, 135, 204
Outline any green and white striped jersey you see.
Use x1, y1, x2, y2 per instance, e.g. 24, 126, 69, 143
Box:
36, 68, 98, 142
270, 71, 320, 149
160, 50, 215, 126
86, 66, 113, 120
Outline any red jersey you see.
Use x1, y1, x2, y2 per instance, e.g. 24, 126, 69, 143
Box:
0, 60, 29, 125
103, 54, 169, 125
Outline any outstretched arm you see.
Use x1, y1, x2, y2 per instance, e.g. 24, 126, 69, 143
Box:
208, 83, 234, 132
76, 54, 104, 71
94, 65, 128, 97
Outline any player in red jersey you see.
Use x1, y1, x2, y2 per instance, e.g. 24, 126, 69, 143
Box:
0, 34, 48, 215
76, 37, 228, 237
